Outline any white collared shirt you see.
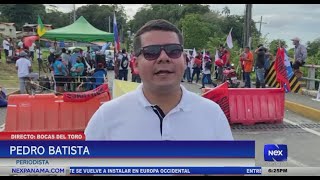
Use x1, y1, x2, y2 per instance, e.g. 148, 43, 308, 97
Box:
85, 84, 233, 140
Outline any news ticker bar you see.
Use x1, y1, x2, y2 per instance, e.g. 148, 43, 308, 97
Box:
0, 141, 254, 158
1, 167, 320, 175
0, 158, 255, 167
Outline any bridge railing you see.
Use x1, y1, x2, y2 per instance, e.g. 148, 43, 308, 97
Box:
301, 64, 320, 90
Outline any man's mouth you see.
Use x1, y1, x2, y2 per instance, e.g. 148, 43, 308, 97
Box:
154, 70, 174, 75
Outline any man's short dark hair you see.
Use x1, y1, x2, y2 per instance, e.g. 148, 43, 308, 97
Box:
133, 19, 183, 55
245, 46, 250, 49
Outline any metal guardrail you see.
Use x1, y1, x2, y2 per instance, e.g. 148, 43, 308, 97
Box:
301, 64, 320, 90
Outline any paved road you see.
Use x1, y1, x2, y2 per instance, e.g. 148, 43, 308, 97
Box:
1, 70, 320, 167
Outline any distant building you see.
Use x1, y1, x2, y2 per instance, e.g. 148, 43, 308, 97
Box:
0, 22, 16, 38
16, 31, 23, 39
22, 23, 53, 37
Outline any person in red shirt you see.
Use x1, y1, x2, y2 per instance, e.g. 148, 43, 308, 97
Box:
191, 55, 202, 83
129, 53, 141, 83
221, 49, 231, 67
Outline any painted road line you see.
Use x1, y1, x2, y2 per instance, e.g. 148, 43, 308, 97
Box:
284, 118, 320, 137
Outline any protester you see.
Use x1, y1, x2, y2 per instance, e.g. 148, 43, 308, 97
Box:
52, 53, 68, 93
201, 55, 217, 89
129, 52, 141, 83
2, 37, 10, 62
254, 44, 267, 88
35, 45, 46, 73
242, 46, 253, 88
291, 37, 307, 78
92, 63, 107, 89
0, 85, 7, 107
29, 42, 36, 62
117, 49, 129, 81
85, 19, 233, 140
191, 55, 202, 84
15, 51, 32, 94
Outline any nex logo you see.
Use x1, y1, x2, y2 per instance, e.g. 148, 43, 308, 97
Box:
264, 144, 288, 161
268, 150, 283, 156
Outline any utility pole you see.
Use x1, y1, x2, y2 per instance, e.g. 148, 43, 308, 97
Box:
255, 16, 267, 35
73, 4, 76, 22
109, 16, 111, 32
73, 4, 76, 47
243, 4, 252, 49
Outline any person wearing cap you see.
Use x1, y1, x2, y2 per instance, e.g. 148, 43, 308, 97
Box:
291, 37, 307, 78
15, 51, 32, 94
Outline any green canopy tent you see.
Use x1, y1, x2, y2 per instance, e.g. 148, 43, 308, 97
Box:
42, 16, 114, 42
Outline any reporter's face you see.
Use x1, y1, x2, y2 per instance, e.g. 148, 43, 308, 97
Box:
136, 30, 186, 91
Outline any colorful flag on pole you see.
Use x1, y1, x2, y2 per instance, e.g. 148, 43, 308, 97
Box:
226, 28, 233, 49
284, 49, 294, 79
192, 48, 197, 58
113, 12, 120, 53
275, 48, 291, 92
37, 15, 46, 37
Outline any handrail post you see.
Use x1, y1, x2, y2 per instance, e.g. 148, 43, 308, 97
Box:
306, 65, 316, 90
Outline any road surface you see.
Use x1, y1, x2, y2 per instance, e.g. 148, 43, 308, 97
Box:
0, 70, 319, 167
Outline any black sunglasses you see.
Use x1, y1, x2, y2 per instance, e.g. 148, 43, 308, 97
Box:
136, 44, 184, 61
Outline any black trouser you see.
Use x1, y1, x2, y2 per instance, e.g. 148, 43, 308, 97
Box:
292, 60, 305, 70
191, 68, 200, 83
118, 69, 128, 81
132, 74, 141, 83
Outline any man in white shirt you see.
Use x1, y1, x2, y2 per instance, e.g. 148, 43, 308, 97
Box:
18, 39, 24, 49
85, 19, 233, 141
29, 42, 36, 61
2, 38, 10, 60
15, 51, 32, 94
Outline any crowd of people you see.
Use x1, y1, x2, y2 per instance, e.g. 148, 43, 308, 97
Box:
114, 49, 141, 83
179, 37, 307, 89
0, 33, 308, 95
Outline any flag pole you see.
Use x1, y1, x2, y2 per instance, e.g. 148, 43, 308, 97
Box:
38, 37, 41, 77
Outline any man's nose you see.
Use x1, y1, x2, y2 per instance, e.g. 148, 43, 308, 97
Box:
156, 49, 171, 63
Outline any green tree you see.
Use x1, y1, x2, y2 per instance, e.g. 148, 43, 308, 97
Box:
268, 39, 287, 55
130, 4, 211, 33
306, 38, 320, 57
222, 6, 230, 16
0, 4, 46, 30
180, 14, 211, 49
43, 8, 69, 28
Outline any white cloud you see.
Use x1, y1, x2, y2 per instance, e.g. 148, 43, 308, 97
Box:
47, 4, 320, 48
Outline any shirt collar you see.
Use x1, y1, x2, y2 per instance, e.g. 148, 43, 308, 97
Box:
137, 84, 191, 112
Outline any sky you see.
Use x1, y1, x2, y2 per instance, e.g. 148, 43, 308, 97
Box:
45, 4, 320, 49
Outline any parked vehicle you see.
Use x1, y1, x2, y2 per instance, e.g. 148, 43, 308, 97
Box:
222, 64, 240, 88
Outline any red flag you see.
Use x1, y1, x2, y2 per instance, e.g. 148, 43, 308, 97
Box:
202, 82, 230, 121
23, 35, 39, 48
274, 48, 291, 91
